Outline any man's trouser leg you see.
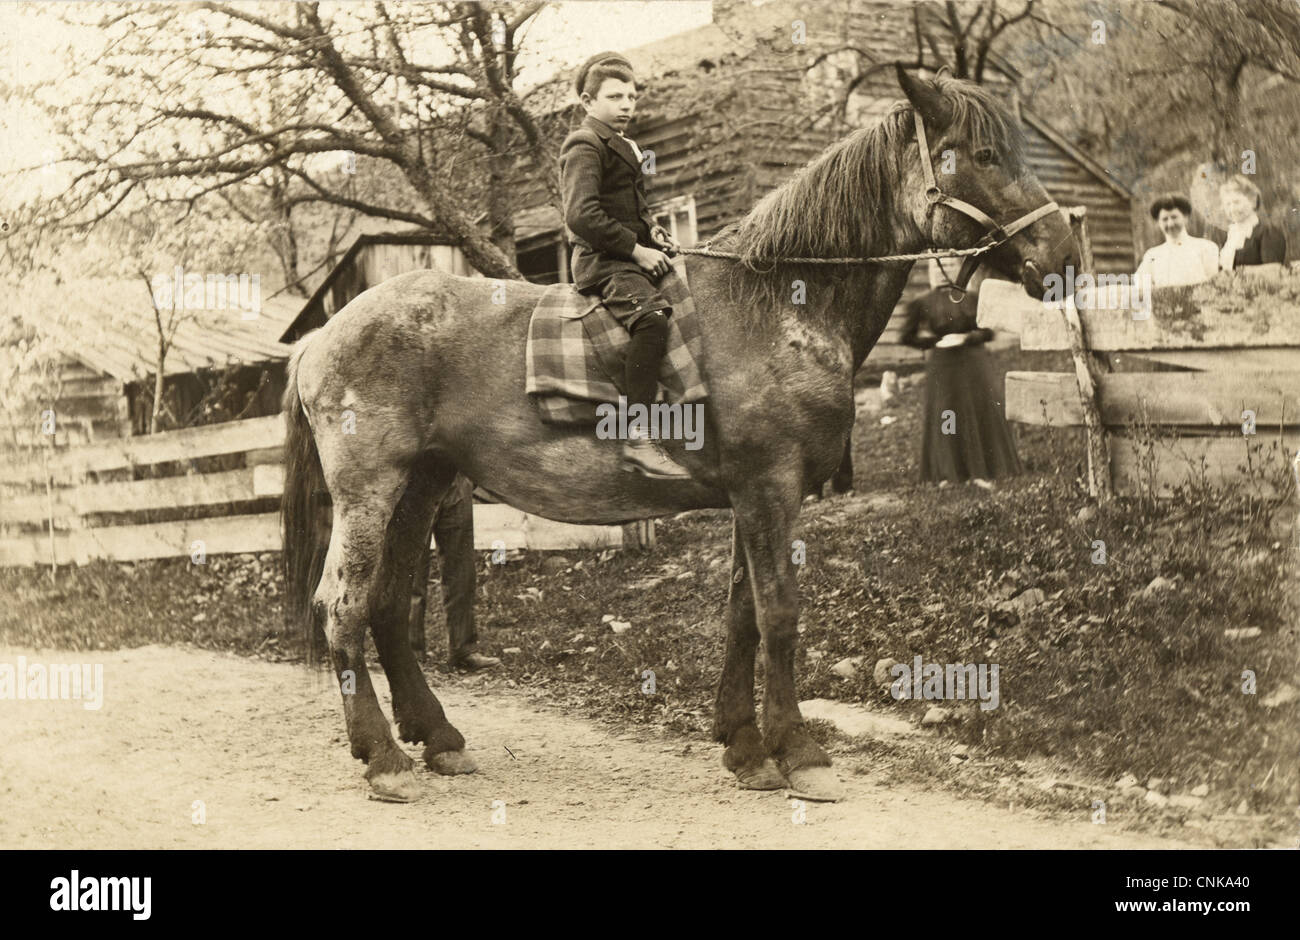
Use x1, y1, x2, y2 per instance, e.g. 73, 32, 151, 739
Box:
408, 475, 477, 661
433, 475, 477, 664
408, 530, 434, 658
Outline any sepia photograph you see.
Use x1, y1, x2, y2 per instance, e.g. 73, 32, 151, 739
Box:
0, 0, 1297, 892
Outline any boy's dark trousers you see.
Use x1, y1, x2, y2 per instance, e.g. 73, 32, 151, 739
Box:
587, 267, 672, 412
407, 474, 477, 663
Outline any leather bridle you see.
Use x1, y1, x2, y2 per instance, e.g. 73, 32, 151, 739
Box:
913, 110, 1061, 302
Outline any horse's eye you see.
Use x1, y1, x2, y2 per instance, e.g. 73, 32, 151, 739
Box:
974, 148, 998, 168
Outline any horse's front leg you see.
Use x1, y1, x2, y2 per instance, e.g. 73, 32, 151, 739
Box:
732, 473, 844, 802
714, 517, 788, 790
830, 432, 854, 494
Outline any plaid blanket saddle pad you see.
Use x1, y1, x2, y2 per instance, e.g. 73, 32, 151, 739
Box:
524, 260, 709, 425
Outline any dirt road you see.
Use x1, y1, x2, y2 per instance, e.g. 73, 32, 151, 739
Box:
0, 645, 1191, 849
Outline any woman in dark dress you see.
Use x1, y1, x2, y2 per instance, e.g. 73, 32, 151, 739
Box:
900, 275, 1022, 485
1207, 174, 1288, 274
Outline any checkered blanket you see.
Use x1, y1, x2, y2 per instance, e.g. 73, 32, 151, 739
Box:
525, 260, 709, 424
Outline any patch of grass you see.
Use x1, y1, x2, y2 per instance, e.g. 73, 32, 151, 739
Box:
0, 553, 287, 657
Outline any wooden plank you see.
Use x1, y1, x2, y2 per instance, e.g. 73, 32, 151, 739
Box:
1111, 431, 1300, 499
523, 514, 622, 550
865, 342, 924, 366
57, 362, 103, 381
978, 278, 1300, 351
0, 501, 624, 565
44, 395, 128, 424
1130, 349, 1300, 372
0, 414, 283, 484
0, 488, 76, 525
74, 512, 280, 565
466, 504, 528, 550
1006, 371, 1300, 427
0, 443, 626, 563
3, 461, 620, 549
244, 446, 284, 467
0, 469, 261, 524
975, 279, 1029, 334
57, 376, 122, 398
252, 463, 284, 497
0, 512, 281, 566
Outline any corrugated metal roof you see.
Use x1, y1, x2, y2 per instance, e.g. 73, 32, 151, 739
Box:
18, 276, 303, 383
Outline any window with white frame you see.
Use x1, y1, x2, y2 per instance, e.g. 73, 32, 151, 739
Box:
651, 195, 698, 248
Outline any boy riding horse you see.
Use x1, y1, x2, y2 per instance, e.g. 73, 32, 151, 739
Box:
560, 52, 691, 479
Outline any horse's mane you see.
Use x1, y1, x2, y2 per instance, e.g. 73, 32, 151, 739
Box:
712, 76, 1026, 319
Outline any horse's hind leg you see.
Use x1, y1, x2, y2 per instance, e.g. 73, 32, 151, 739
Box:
713, 517, 787, 790
370, 458, 476, 775
315, 472, 421, 802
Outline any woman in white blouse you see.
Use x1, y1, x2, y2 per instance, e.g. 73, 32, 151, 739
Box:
1134, 195, 1219, 287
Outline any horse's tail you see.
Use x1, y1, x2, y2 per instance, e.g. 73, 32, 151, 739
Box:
281, 337, 328, 666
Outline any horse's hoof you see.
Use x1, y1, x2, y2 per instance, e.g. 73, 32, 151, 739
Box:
367, 770, 421, 803
735, 758, 789, 791
428, 749, 478, 775
784, 766, 844, 802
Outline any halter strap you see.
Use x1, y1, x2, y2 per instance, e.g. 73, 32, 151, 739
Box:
913, 109, 1060, 301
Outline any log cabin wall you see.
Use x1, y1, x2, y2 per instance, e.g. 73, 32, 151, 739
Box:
0, 353, 130, 451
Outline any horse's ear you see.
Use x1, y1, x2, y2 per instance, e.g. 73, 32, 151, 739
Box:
934, 64, 953, 80
895, 64, 951, 128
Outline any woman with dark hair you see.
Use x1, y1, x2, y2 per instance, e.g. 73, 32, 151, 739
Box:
1134, 194, 1219, 287
901, 261, 1022, 486
1207, 175, 1288, 275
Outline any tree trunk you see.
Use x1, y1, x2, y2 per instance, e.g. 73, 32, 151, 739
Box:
487, 110, 517, 266
149, 341, 166, 435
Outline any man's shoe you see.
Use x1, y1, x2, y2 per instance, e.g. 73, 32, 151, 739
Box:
452, 652, 501, 671
622, 437, 692, 480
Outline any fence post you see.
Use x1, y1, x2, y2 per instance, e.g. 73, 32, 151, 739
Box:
41, 441, 57, 582
1065, 207, 1114, 503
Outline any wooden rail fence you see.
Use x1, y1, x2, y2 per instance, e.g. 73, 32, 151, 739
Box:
0, 415, 624, 566
979, 274, 1300, 499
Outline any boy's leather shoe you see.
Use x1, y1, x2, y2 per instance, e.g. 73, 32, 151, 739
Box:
622, 437, 692, 479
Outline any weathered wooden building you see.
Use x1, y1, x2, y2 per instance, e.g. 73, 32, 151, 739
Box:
7, 276, 301, 450
279, 232, 479, 342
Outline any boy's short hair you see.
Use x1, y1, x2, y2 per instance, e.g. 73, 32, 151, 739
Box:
1149, 194, 1192, 219
574, 51, 636, 98
1220, 173, 1263, 209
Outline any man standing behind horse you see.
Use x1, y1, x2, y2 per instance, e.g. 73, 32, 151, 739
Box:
407, 475, 500, 672
560, 51, 692, 480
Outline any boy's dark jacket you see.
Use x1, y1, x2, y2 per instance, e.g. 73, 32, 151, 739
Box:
560, 114, 659, 291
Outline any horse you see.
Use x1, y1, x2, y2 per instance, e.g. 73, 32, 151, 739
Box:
281, 66, 1077, 803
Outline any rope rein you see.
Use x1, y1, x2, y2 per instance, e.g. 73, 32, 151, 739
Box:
674, 243, 999, 266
